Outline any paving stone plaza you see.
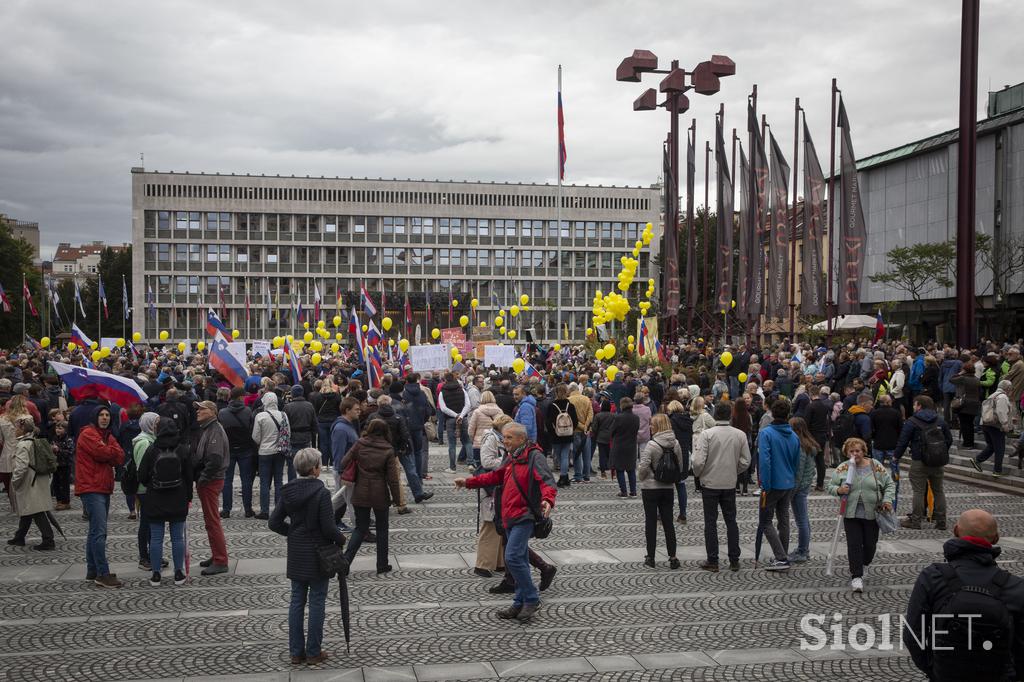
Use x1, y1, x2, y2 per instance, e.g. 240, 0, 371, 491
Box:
2, 443, 1022, 682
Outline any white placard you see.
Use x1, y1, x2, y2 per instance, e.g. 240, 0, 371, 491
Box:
483, 344, 516, 368
100, 337, 120, 350
409, 344, 452, 373
252, 340, 272, 357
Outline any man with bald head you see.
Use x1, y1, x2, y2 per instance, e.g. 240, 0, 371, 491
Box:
904, 509, 1024, 681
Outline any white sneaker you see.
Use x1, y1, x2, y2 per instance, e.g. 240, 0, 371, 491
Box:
444, 468, 457, 474
851, 577, 864, 593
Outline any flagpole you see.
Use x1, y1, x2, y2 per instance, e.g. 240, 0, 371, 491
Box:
789, 97, 801, 341
22, 274, 26, 347
97, 276, 102, 343
556, 64, 563, 346
703, 140, 710, 337
826, 78, 838, 346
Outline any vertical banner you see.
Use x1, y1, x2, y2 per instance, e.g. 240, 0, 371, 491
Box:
838, 96, 867, 314
663, 138, 680, 317
737, 146, 752, 318
747, 102, 768, 322
715, 116, 734, 314
685, 129, 698, 312
801, 120, 827, 317
768, 132, 791, 320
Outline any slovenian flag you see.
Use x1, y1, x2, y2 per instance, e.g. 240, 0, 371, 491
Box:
367, 343, 383, 389
360, 283, 377, 317
366, 319, 382, 347
558, 66, 567, 181
353, 310, 365, 364
70, 323, 93, 350
874, 309, 885, 343
524, 362, 540, 378
98, 276, 109, 319
49, 360, 147, 408
206, 309, 230, 340
209, 337, 249, 387
0, 283, 11, 313
284, 339, 303, 382
638, 318, 649, 357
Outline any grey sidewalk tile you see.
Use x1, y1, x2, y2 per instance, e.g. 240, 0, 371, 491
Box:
58, 560, 140, 581
0, 618, 42, 626
184, 674, 288, 682
793, 645, 851, 660
291, 670, 364, 682
585, 655, 644, 672
394, 553, 468, 570
349, 555, 399, 573
363, 666, 416, 682
90, 611, 177, 622
360, 602, 440, 612
178, 609, 249, 619
541, 549, 618, 565
413, 661, 497, 681
492, 656, 595, 677
234, 557, 287, 575
633, 651, 717, 669
707, 646, 807, 665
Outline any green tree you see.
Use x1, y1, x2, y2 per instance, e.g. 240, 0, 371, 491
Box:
0, 216, 43, 348
869, 241, 955, 323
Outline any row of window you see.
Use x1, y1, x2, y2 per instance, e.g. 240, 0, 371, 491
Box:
143, 182, 653, 212
147, 211, 647, 240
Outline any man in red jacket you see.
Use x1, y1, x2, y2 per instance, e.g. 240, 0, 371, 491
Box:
455, 423, 556, 622
75, 406, 126, 588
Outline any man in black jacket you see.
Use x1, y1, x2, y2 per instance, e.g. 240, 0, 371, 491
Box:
904, 509, 1024, 681
218, 387, 256, 518
401, 374, 433, 480
805, 386, 832, 490
869, 394, 903, 467
494, 380, 518, 418
895, 395, 953, 530
377, 394, 433, 507
283, 385, 316, 481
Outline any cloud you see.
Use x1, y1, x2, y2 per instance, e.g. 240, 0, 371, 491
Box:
0, 0, 1020, 257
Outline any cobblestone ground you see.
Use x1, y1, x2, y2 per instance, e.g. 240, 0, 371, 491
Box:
2, 443, 1022, 681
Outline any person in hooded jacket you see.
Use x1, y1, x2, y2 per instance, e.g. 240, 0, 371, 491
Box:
904, 509, 1024, 681
219, 387, 256, 518
401, 374, 433, 481
637, 414, 683, 569
7, 414, 55, 550
469, 391, 504, 468
895, 395, 953, 530
513, 385, 538, 443
340, 419, 402, 574
76, 405, 126, 587
310, 376, 343, 468
132, 413, 165, 571
438, 373, 473, 471
609, 397, 640, 497
590, 399, 615, 479
666, 398, 693, 522
756, 397, 801, 572
138, 418, 194, 587
377, 394, 430, 508
251, 392, 290, 520
269, 447, 346, 666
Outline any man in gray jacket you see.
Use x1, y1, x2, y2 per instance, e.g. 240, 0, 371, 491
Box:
691, 401, 751, 572
193, 400, 230, 576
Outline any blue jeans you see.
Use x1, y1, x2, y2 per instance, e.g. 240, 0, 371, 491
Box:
410, 429, 428, 478
399, 451, 424, 500
504, 520, 539, 607
616, 469, 637, 495
978, 426, 1007, 473
790, 486, 811, 557
446, 418, 472, 469
222, 451, 255, 513
675, 480, 688, 517
258, 453, 285, 514
289, 577, 329, 658
80, 493, 110, 576
572, 433, 592, 481
872, 448, 895, 465
149, 520, 186, 574
552, 442, 572, 478
316, 421, 333, 467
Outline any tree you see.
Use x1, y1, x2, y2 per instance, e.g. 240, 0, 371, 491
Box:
869, 241, 955, 323
0, 216, 43, 349
976, 232, 1024, 300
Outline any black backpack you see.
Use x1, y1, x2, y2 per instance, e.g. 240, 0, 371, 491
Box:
832, 409, 857, 448
121, 451, 139, 495
912, 417, 949, 467
931, 564, 1013, 680
653, 444, 682, 484
149, 447, 182, 490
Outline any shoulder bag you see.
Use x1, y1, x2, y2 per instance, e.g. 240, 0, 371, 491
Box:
872, 465, 897, 534
306, 490, 349, 578
511, 454, 553, 539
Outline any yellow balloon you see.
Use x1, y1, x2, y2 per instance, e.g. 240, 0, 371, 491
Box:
553, 343, 561, 351
604, 343, 616, 359
512, 358, 525, 373
628, 343, 635, 352
382, 317, 393, 331
91, 351, 101, 362
388, 339, 395, 346
232, 329, 240, 339
177, 342, 186, 352
317, 320, 325, 328
459, 315, 469, 327
520, 294, 529, 306
100, 347, 111, 358
196, 341, 206, 351
335, 333, 343, 341
510, 305, 520, 318
159, 331, 169, 341
454, 354, 463, 363
731, 299, 736, 308
508, 330, 517, 340
132, 332, 142, 343
272, 337, 284, 349
494, 316, 504, 328
628, 335, 635, 344
586, 328, 593, 336
331, 342, 340, 353
721, 351, 733, 367
287, 335, 294, 343
470, 298, 479, 309
452, 299, 459, 308
451, 346, 460, 359
311, 352, 322, 366
303, 321, 309, 330
480, 321, 487, 328
311, 340, 323, 352
499, 309, 506, 317
68, 342, 77, 351
738, 372, 748, 383
303, 331, 313, 342
294, 340, 304, 351
40, 336, 51, 348
399, 339, 410, 352
362, 325, 369, 333
431, 328, 440, 340
606, 366, 619, 382
595, 348, 605, 361
499, 326, 506, 335
90, 341, 98, 350
333, 315, 342, 327
115, 338, 125, 348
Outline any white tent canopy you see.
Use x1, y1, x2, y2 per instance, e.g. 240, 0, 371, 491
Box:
809, 314, 878, 331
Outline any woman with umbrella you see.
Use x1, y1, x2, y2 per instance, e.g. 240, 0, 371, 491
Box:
269, 447, 347, 665
6, 414, 55, 550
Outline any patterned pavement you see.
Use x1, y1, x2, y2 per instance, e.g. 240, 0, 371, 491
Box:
1, 443, 1022, 681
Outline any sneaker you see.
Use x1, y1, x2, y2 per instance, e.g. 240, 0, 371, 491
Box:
95, 574, 123, 588
219, 510, 230, 519
173, 571, 187, 585
643, 556, 656, 569
290, 655, 306, 665
993, 471, 1006, 478
934, 521, 947, 531
376, 564, 393, 575
199, 558, 213, 568
629, 492, 637, 497
444, 468, 457, 474
489, 580, 515, 594
729, 561, 740, 572
396, 506, 412, 515
539, 564, 557, 591
54, 502, 71, 511
516, 602, 539, 622
699, 560, 719, 573
85, 571, 97, 581
765, 560, 791, 572
128, 512, 137, 520
496, 605, 522, 619
414, 492, 434, 503
364, 531, 377, 543
149, 572, 161, 587
616, 492, 628, 498
851, 577, 864, 593
969, 458, 983, 473
254, 512, 269, 520
138, 559, 152, 571
244, 509, 255, 518
788, 552, 809, 564
200, 564, 229, 576
669, 557, 680, 570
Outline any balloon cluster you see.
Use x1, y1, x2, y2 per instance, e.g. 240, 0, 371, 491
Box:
588, 223, 656, 330
591, 290, 631, 328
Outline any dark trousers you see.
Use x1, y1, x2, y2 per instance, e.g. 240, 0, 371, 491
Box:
15, 512, 54, 543
597, 442, 610, 472
137, 492, 151, 562
813, 436, 828, 488
843, 517, 879, 578
641, 488, 677, 558
760, 488, 794, 561
701, 487, 740, 564
958, 412, 976, 448
616, 469, 636, 495
51, 465, 71, 504
345, 506, 390, 572
978, 426, 1006, 473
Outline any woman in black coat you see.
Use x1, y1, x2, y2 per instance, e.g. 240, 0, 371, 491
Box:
590, 399, 616, 478
608, 397, 640, 497
269, 447, 346, 665
922, 356, 942, 403
666, 399, 693, 522
138, 419, 193, 587
950, 362, 982, 448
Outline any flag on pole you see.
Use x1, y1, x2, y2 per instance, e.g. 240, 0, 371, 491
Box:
352, 308, 365, 364
366, 319, 382, 347
70, 323, 93, 350
296, 299, 305, 326
313, 281, 321, 322
206, 309, 230, 340
209, 336, 250, 387
736, 145, 752, 318
874, 309, 885, 343
425, 291, 432, 328
283, 339, 303, 382
448, 287, 454, 326
801, 119, 827, 317
715, 115, 734, 315
245, 286, 250, 322
767, 132, 791, 320
747, 101, 768, 322
22, 277, 38, 317
0, 283, 11, 313
367, 344, 383, 389
638, 318, 649, 357
122, 274, 130, 320
98, 276, 109, 319
558, 65, 567, 181
74, 278, 86, 317
264, 279, 272, 327
219, 284, 227, 319
838, 96, 867, 315
404, 292, 413, 338
685, 128, 698, 314
380, 279, 386, 318
49, 277, 61, 318
360, 283, 377, 317
146, 284, 155, 320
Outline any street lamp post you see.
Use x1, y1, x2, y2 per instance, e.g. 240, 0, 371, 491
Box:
616, 50, 735, 344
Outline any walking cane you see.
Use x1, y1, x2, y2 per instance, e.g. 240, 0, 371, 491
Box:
825, 459, 856, 577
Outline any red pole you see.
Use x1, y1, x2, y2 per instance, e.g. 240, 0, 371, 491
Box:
668, 60, 681, 344
956, 0, 979, 348
749, 85, 757, 344
790, 97, 801, 339
731, 126, 737, 341
826, 79, 838, 346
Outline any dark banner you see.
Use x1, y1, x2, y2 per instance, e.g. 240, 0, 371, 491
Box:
686, 130, 697, 313
737, 145, 751, 318
838, 96, 866, 315
747, 102, 768, 321
663, 137, 680, 317
801, 120, 826, 317
715, 116, 734, 314
768, 132, 790, 320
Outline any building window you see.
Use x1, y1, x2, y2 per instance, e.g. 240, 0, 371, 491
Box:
393, 217, 405, 235
158, 243, 170, 261
422, 218, 434, 235
175, 212, 188, 231
451, 249, 462, 266
383, 247, 395, 265
267, 247, 278, 264
383, 217, 394, 235
439, 219, 450, 236
237, 246, 248, 263
467, 219, 477, 237
587, 222, 598, 239
190, 244, 201, 263
189, 212, 201, 230
626, 222, 639, 241
175, 244, 187, 262
613, 222, 624, 240
601, 222, 612, 239
158, 276, 170, 294
158, 211, 170, 230
219, 245, 230, 262
522, 221, 532, 238
325, 216, 337, 233
439, 249, 450, 266
478, 219, 489, 236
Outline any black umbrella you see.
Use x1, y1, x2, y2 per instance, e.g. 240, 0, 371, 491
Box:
45, 510, 66, 540
752, 491, 767, 567
337, 571, 351, 654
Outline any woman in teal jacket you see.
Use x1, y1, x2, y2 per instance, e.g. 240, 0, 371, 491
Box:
827, 437, 895, 594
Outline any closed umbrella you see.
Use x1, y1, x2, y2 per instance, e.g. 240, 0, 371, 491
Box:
752, 491, 767, 567
336, 568, 351, 654
45, 510, 66, 539
825, 459, 856, 577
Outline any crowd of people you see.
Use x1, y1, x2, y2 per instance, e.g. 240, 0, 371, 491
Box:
1, 333, 1024, 667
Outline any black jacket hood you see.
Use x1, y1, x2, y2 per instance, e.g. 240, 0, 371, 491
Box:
280, 476, 326, 512
943, 536, 1002, 563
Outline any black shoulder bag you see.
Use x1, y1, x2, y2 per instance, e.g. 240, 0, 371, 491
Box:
305, 489, 349, 578
511, 454, 553, 539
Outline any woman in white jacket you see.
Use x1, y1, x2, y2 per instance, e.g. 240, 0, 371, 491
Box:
637, 414, 683, 570
251, 392, 290, 519
7, 414, 55, 550
468, 392, 504, 466
690, 397, 715, 436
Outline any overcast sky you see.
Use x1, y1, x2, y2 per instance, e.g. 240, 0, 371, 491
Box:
1, 0, 1021, 258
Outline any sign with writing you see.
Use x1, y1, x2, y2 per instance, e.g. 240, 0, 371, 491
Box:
483, 344, 516, 368
251, 340, 272, 357
409, 344, 452, 373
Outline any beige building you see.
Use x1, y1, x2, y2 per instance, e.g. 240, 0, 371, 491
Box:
52, 241, 128, 281
2, 216, 41, 263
